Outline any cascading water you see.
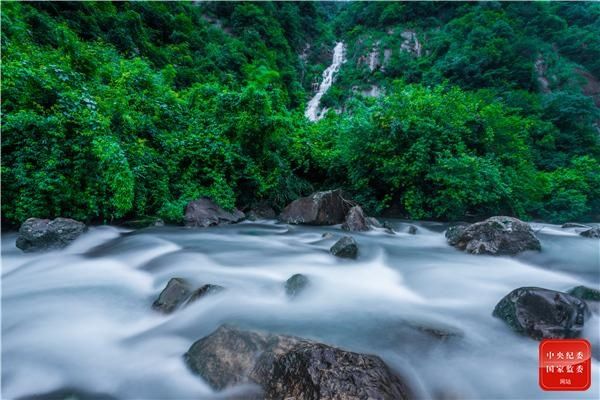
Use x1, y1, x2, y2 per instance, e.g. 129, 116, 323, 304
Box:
305, 42, 345, 122
1, 220, 599, 399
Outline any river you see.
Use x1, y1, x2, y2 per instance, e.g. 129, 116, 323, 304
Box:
1, 220, 599, 399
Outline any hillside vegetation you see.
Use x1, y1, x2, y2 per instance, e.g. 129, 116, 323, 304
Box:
2, 1, 599, 226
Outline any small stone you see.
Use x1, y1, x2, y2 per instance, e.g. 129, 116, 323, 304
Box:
407, 225, 417, 234
330, 236, 358, 259
152, 278, 192, 314
285, 274, 309, 298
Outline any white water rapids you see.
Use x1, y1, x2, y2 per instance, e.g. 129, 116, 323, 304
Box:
1, 221, 599, 399
305, 42, 345, 121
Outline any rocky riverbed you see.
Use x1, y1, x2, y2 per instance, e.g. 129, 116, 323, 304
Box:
2, 219, 599, 399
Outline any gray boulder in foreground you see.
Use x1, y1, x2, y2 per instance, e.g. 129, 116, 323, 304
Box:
493, 287, 589, 340
330, 236, 358, 259
446, 216, 541, 255
16, 217, 87, 252
184, 197, 245, 228
280, 189, 351, 225
184, 325, 411, 400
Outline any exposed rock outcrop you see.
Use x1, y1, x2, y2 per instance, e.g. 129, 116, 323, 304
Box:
184, 325, 412, 400
16, 217, 87, 252
330, 236, 358, 259
493, 287, 589, 340
184, 198, 245, 228
446, 216, 541, 255
280, 189, 352, 225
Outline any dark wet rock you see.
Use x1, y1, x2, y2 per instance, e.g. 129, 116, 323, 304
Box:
247, 203, 277, 220
285, 274, 309, 298
16, 388, 117, 400
187, 284, 225, 305
184, 197, 245, 228
330, 236, 358, 259
280, 189, 352, 225
447, 216, 541, 255
580, 227, 600, 238
567, 285, 600, 301
321, 232, 334, 239
444, 224, 468, 246
121, 217, 164, 229
152, 278, 192, 314
407, 225, 418, 235
492, 287, 590, 340
184, 325, 411, 400
561, 222, 591, 229
16, 217, 87, 252
341, 205, 370, 231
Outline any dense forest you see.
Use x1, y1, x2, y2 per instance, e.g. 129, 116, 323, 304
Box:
2, 1, 599, 227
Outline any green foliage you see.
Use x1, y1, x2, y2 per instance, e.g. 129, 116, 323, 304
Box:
1, 1, 599, 226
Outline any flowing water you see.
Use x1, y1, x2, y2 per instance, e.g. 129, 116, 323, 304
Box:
2, 220, 599, 400
305, 42, 345, 121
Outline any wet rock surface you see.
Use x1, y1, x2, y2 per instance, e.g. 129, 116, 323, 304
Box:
184, 325, 412, 400
330, 236, 358, 259
285, 274, 309, 298
492, 287, 589, 340
16, 217, 87, 252
280, 189, 352, 225
184, 197, 245, 228
152, 278, 192, 314
567, 285, 600, 301
580, 227, 600, 238
341, 205, 370, 231
446, 216, 541, 255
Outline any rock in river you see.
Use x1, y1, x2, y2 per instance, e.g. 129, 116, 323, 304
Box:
330, 236, 358, 259
280, 189, 351, 225
341, 205, 370, 231
184, 325, 412, 400
152, 278, 192, 314
184, 197, 245, 228
285, 274, 309, 298
567, 285, 600, 301
580, 227, 600, 238
446, 216, 541, 255
16, 217, 87, 252
492, 287, 589, 340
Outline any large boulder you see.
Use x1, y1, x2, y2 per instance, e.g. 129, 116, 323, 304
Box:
492, 287, 589, 340
184, 325, 411, 400
280, 189, 352, 225
330, 236, 358, 259
446, 216, 541, 255
184, 198, 245, 228
16, 217, 87, 252
580, 227, 600, 238
341, 205, 370, 232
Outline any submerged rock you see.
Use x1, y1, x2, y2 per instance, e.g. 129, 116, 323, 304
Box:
407, 225, 418, 235
280, 189, 351, 225
330, 236, 358, 259
184, 325, 411, 399
16, 388, 117, 400
321, 232, 334, 239
492, 287, 589, 340
184, 197, 245, 228
561, 222, 591, 229
446, 216, 541, 255
580, 227, 600, 238
567, 285, 600, 301
285, 274, 309, 298
382, 221, 396, 234
152, 278, 192, 314
341, 205, 370, 231
16, 217, 87, 252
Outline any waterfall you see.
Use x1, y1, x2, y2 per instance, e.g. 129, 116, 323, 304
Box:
305, 42, 345, 121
